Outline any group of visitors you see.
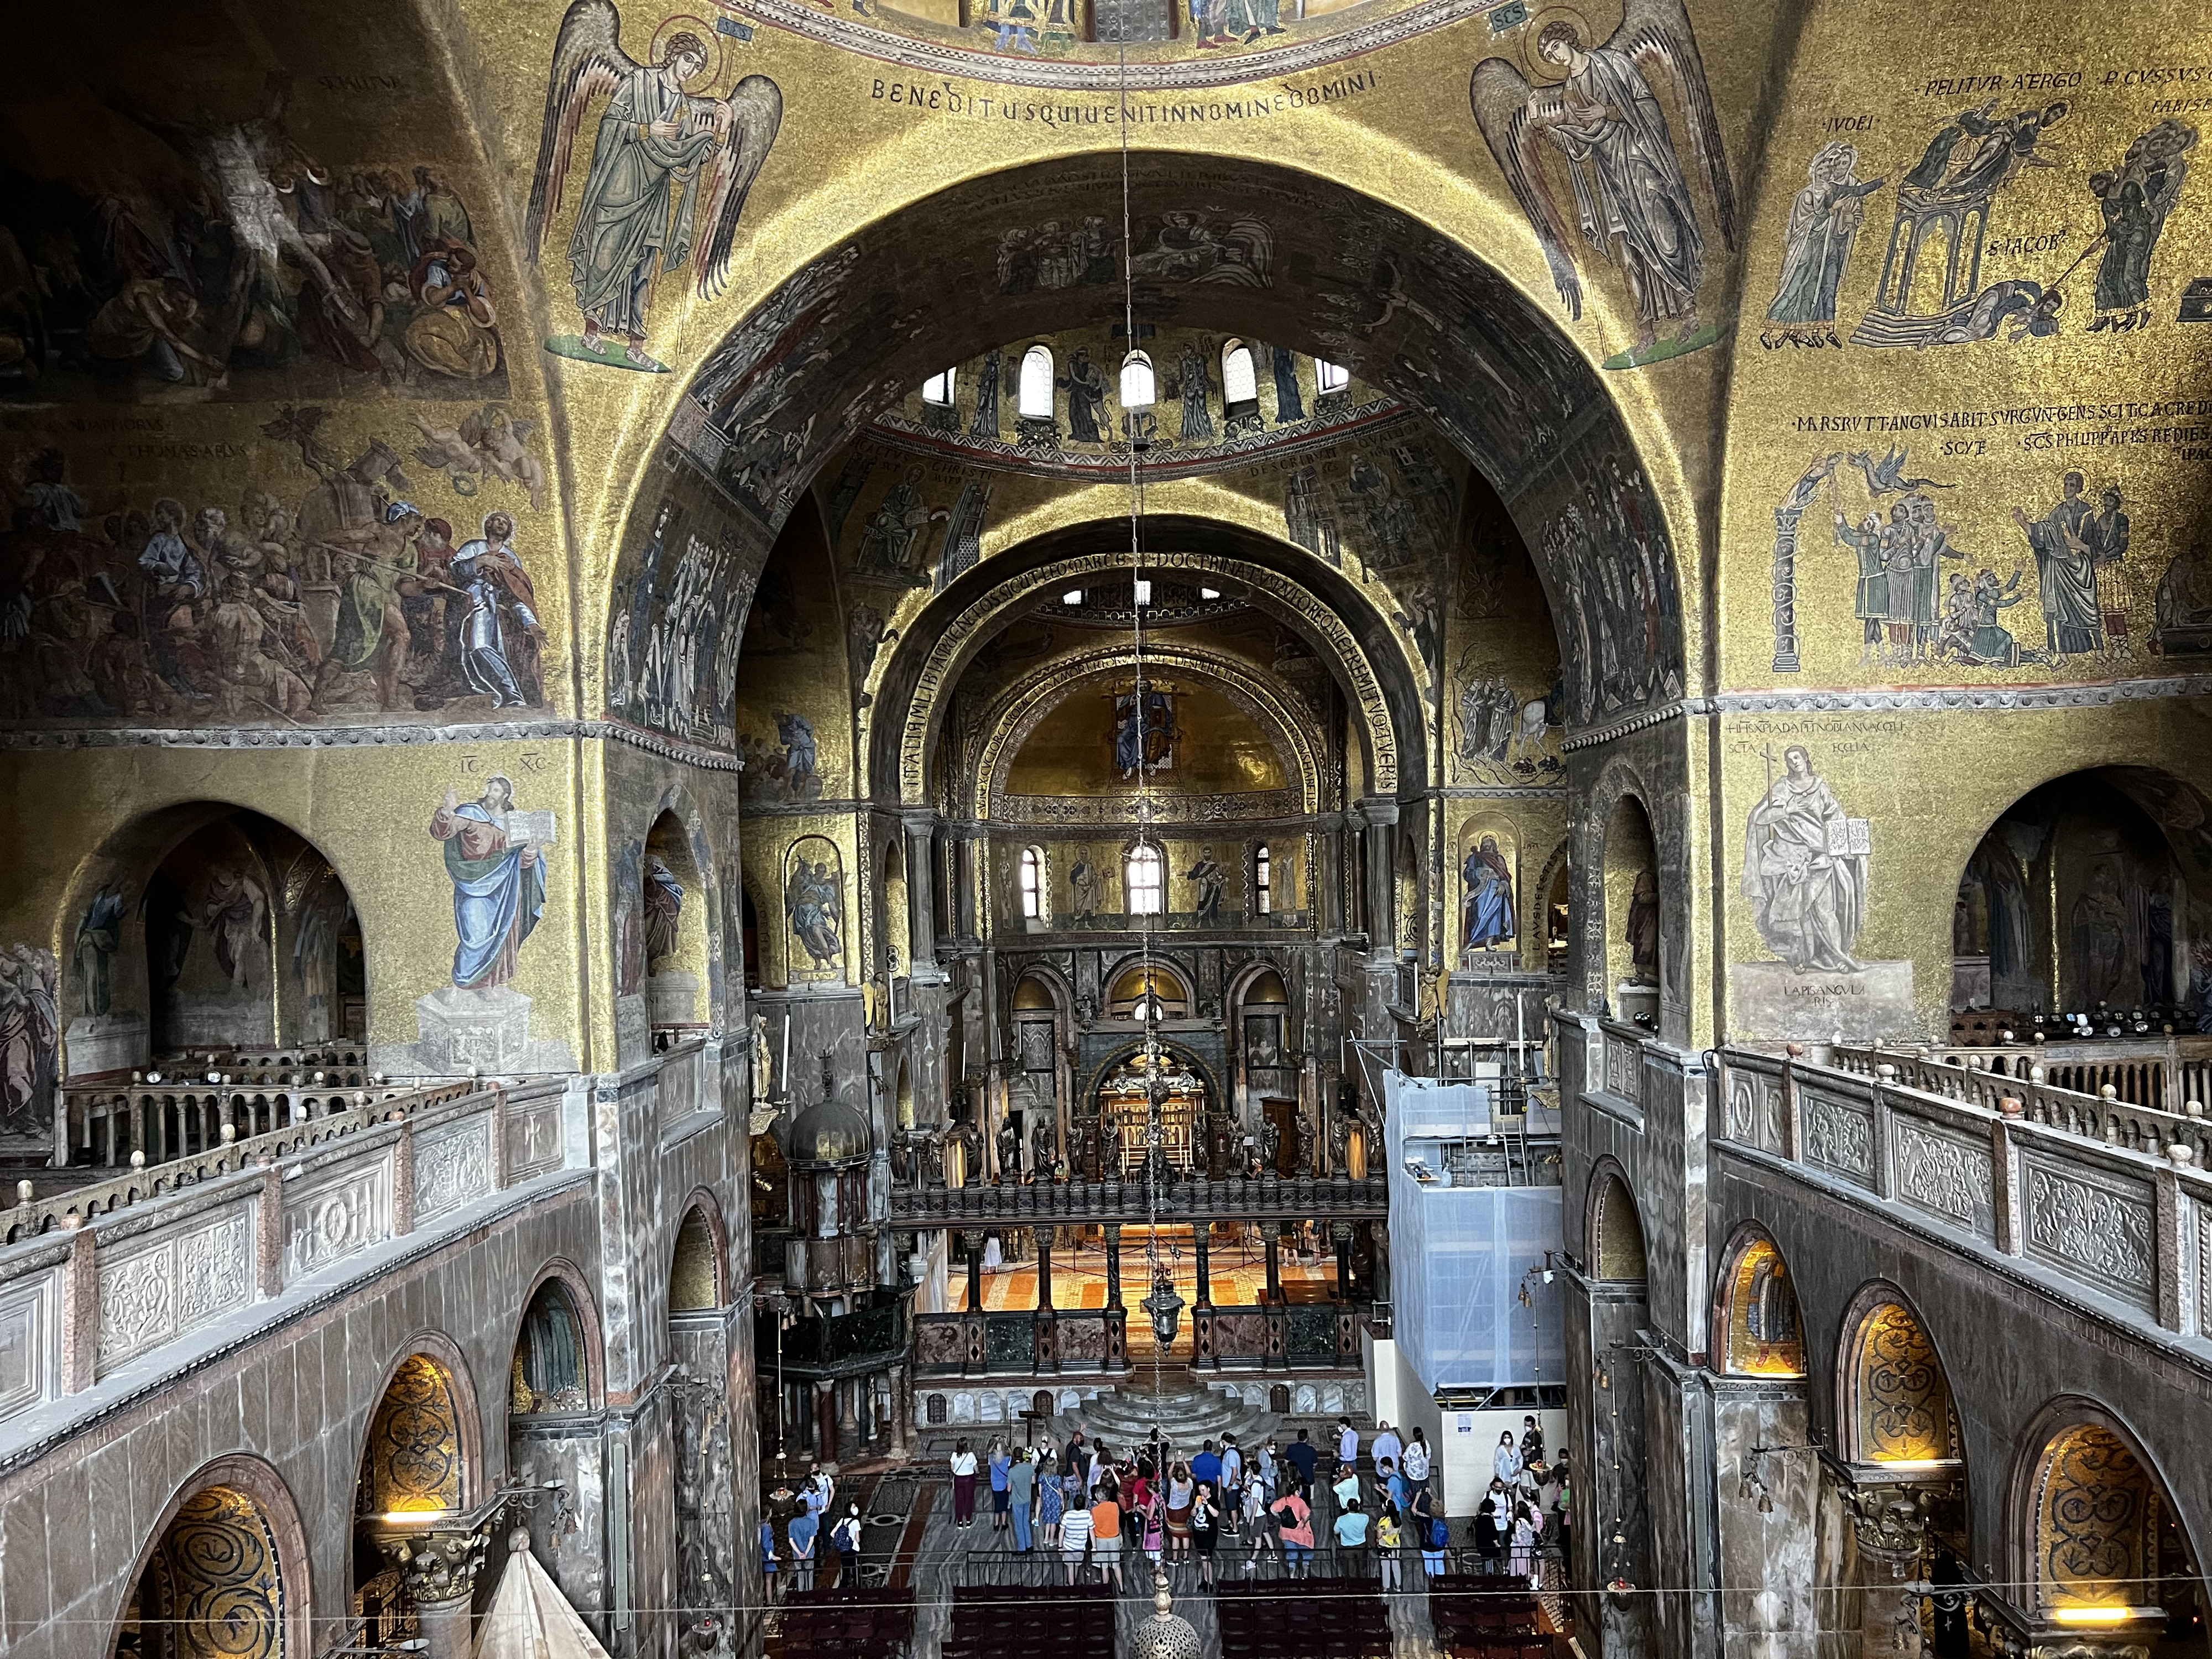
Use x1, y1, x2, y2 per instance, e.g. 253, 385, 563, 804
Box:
1474, 1415, 1571, 1589
759, 1463, 868, 1599
938, 1416, 1464, 1594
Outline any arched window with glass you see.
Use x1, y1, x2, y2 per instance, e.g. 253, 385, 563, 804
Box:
1125, 843, 1165, 916
1019, 345, 1055, 418
922, 367, 957, 406
1019, 846, 1045, 920
1220, 339, 1259, 405
1314, 359, 1350, 397
1254, 844, 1272, 915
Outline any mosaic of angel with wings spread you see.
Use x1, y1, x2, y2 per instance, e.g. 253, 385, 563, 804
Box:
525, 0, 783, 372
1470, 2, 1734, 366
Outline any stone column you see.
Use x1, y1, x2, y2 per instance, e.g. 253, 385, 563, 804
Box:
815, 1378, 838, 1463
903, 813, 939, 974
890, 1364, 910, 1459
839, 1376, 862, 1450
375, 1528, 492, 1659
1105, 1223, 1124, 1305
414, 1588, 476, 1659
966, 1233, 984, 1312
1193, 1225, 1212, 1309
1360, 799, 1399, 951
1332, 1221, 1354, 1301
1264, 1229, 1282, 1303
1036, 1225, 1056, 1310
1850, 1490, 1929, 1659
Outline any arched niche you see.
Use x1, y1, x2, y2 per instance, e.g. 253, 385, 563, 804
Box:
62, 803, 367, 1086
1716, 1229, 1806, 1378
2013, 1403, 2204, 1635
509, 1274, 602, 1418
112, 1458, 307, 1659
880, 836, 911, 975
1589, 1170, 1648, 1283
633, 807, 708, 1032
1603, 792, 1661, 1024
1840, 1292, 1959, 1470
356, 1350, 473, 1516
350, 1348, 479, 1648
670, 1199, 728, 1313
1104, 959, 1189, 1019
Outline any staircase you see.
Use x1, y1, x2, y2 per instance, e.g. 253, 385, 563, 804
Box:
1053, 1376, 1373, 1456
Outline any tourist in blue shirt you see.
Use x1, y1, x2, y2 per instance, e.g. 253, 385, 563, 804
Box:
989, 1438, 1014, 1533
787, 1506, 818, 1591
760, 1520, 779, 1601
1191, 1439, 1223, 1490
1334, 1497, 1370, 1557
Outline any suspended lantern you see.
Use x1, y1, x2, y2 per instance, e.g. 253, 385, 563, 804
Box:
1142, 1269, 1185, 1347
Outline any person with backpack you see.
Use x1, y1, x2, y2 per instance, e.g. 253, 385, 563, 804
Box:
831, 1501, 864, 1587
1272, 1481, 1315, 1579
1411, 1483, 1447, 1580
1009, 1446, 1037, 1552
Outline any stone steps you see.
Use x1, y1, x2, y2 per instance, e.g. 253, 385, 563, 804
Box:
1053, 1377, 1374, 1457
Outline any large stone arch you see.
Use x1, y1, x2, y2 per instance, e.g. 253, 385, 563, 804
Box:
881, 536, 1412, 805
600, 154, 1690, 761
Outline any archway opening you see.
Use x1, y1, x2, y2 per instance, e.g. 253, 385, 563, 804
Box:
1095, 1043, 1209, 1172
350, 1353, 470, 1650
114, 1483, 290, 1659
1718, 1231, 1805, 1378
2024, 1418, 2202, 1637
1952, 768, 2211, 1040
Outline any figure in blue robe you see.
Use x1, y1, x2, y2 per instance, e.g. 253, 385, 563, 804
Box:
432, 776, 545, 989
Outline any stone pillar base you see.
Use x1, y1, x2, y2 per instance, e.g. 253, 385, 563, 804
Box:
375, 985, 577, 1078
64, 1013, 148, 1079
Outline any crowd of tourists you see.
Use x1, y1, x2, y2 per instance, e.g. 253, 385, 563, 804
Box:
757, 1412, 1574, 1596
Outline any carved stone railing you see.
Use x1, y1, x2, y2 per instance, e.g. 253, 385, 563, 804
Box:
1597, 1020, 1647, 1107
912, 1307, 1127, 1377
1719, 1049, 2212, 1340
1858, 1035, 2212, 1115
14, 1078, 491, 1243
59, 1076, 413, 1171
1830, 1045, 2212, 1170
889, 1172, 1390, 1226
0, 1074, 578, 1430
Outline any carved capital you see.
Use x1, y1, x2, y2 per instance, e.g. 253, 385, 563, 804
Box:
1846, 1485, 1928, 1572
369, 1522, 495, 1606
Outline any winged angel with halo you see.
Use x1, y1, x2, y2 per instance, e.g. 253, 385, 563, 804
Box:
526, 0, 784, 372
1470, 1, 1734, 367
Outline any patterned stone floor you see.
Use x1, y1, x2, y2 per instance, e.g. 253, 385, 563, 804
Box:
764, 1455, 1572, 1658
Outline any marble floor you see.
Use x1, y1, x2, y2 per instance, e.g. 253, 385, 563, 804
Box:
764, 1457, 1571, 1659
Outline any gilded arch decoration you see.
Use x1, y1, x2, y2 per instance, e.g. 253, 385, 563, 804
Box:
974, 644, 1327, 818
1842, 1295, 1958, 1467
1717, 1228, 1805, 1378
899, 549, 1401, 801
359, 1353, 468, 1515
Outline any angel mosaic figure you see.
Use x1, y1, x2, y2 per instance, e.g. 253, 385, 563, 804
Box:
526, 1, 784, 370
1470, 1, 1734, 362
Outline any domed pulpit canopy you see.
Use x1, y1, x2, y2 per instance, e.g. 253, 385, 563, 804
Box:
1133, 1574, 1201, 1659
787, 1095, 872, 1166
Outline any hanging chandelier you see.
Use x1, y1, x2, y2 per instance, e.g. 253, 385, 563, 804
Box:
1141, 1265, 1185, 1347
